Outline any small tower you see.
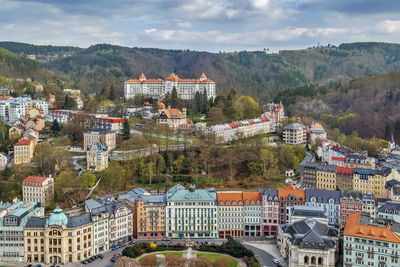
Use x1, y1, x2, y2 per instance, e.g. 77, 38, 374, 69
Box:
199, 72, 207, 81
389, 132, 396, 150
139, 73, 146, 82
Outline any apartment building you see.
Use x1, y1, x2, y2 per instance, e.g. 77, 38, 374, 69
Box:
83, 128, 116, 150
278, 185, 305, 225
0, 96, 48, 123
22, 176, 54, 207
336, 166, 355, 191
166, 184, 218, 239
0, 152, 7, 170
353, 168, 385, 198
340, 191, 375, 228
261, 189, 279, 236
86, 144, 108, 171
0, 201, 43, 263
14, 139, 34, 165
243, 192, 262, 236
343, 212, 400, 267
316, 164, 338, 190
136, 194, 166, 239
305, 189, 341, 227
344, 153, 375, 169
24, 206, 93, 265
282, 123, 307, 145
124, 72, 216, 100
217, 192, 244, 238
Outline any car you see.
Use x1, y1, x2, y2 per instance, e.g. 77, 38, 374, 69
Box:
35, 265, 42, 267
26, 265, 33, 267
98, 254, 104, 259
111, 257, 118, 262
90, 256, 96, 261
163, 237, 171, 241
118, 251, 122, 256
112, 245, 120, 251
273, 259, 279, 264
80, 260, 88, 264
128, 240, 136, 245
120, 243, 127, 247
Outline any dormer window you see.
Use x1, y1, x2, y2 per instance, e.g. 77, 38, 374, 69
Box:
225, 201, 230, 206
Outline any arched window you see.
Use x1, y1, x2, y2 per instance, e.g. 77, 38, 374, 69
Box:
225, 201, 230, 206
311, 256, 316, 264
304, 256, 309, 264
219, 201, 223, 205
239, 201, 243, 205
251, 201, 255, 205
318, 257, 323, 265
232, 201, 236, 205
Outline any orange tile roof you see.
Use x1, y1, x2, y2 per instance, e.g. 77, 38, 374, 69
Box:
15, 139, 31, 146
242, 192, 261, 204
139, 73, 146, 79
217, 192, 243, 205
344, 212, 400, 243
160, 108, 185, 119
200, 72, 207, 79
278, 184, 305, 200
125, 73, 214, 83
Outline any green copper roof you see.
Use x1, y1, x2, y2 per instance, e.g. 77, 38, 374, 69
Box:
48, 206, 68, 226
167, 184, 217, 202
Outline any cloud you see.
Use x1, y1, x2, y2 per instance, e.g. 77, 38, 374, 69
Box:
376, 20, 400, 33
297, 0, 400, 14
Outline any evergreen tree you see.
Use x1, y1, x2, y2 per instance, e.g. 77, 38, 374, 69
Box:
122, 119, 130, 140
194, 91, 202, 113
50, 120, 61, 133
171, 87, 178, 107
64, 95, 77, 109
202, 88, 208, 113
109, 85, 115, 101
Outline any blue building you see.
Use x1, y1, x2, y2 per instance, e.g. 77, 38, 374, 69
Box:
305, 189, 341, 227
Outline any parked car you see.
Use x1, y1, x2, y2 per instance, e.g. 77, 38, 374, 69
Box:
98, 254, 104, 259
163, 237, 171, 241
80, 260, 88, 264
128, 240, 136, 245
120, 243, 127, 248
273, 258, 279, 264
112, 245, 120, 251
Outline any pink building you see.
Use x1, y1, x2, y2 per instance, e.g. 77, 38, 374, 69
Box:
261, 189, 279, 236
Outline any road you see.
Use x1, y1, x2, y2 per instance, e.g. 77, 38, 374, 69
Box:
243, 243, 283, 267
130, 129, 193, 144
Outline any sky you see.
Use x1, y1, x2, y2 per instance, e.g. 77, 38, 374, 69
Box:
1, 0, 400, 52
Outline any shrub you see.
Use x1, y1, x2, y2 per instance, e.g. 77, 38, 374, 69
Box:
165, 254, 183, 267
141, 255, 157, 267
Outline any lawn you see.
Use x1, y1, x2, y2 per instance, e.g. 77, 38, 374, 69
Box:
197, 252, 238, 267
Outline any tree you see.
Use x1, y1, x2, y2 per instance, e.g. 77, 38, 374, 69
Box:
50, 120, 61, 133
171, 87, 178, 107
207, 106, 225, 124
64, 95, 77, 109
141, 255, 157, 267
122, 119, 130, 140
213, 257, 231, 267
172, 155, 185, 179
81, 172, 96, 189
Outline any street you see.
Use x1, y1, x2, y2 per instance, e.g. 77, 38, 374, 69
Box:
243, 242, 286, 267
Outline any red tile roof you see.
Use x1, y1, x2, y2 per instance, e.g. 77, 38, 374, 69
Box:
23, 176, 48, 185
15, 139, 31, 146
242, 192, 261, 205
217, 192, 243, 205
332, 157, 345, 161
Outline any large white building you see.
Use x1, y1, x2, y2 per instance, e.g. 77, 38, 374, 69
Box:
166, 184, 218, 239
0, 97, 48, 123
124, 72, 216, 100
22, 176, 54, 208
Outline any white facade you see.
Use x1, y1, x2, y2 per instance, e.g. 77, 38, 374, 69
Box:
108, 203, 133, 247
22, 176, 54, 207
0, 97, 48, 123
0, 153, 7, 170
124, 73, 216, 100
91, 211, 109, 254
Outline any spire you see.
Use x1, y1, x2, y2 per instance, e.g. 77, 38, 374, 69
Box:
139, 73, 146, 81
200, 72, 207, 81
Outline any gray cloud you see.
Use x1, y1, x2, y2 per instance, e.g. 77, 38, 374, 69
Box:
297, 0, 400, 14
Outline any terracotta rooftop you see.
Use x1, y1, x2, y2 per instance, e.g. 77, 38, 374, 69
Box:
23, 176, 48, 185
15, 139, 31, 146
278, 184, 305, 200
217, 192, 243, 205
242, 192, 261, 205
344, 212, 400, 243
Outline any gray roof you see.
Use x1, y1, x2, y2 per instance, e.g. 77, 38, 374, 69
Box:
260, 189, 278, 199
305, 189, 341, 203
66, 213, 92, 228
167, 184, 217, 202
291, 206, 327, 218
86, 128, 115, 134
25, 217, 46, 228
354, 168, 382, 176
280, 218, 338, 250
118, 187, 149, 202
378, 201, 400, 213
283, 123, 305, 131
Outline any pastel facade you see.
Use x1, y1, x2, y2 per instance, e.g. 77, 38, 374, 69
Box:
86, 144, 108, 171
0, 97, 48, 123
0, 152, 7, 169
340, 191, 375, 228
305, 189, 341, 227
307, 122, 327, 142
316, 164, 338, 190
124, 72, 216, 100
261, 102, 285, 132
343, 212, 400, 267
136, 194, 166, 239
278, 185, 305, 225
166, 185, 218, 239
217, 192, 244, 238
84, 128, 116, 151
22, 176, 54, 207
14, 139, 34, 165
243, 192, 262, 236
0, 201, 43, 263
24, 207, 93, 265
336, 167, 355, 191
261, 189, 279, 236
353, 168, 385, 198
282, 123, 307, 145
157, 106, 188, 131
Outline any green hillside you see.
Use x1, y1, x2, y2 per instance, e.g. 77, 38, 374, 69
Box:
3, 42, 400, 100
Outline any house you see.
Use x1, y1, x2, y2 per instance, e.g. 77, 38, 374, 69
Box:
157, 105, 188, 131
307, 122, 327, 143
14, 139, 34, 165
0, 153, 7, 170
22, 176, 54, 207
9, 124, 24, 139
282, 123, 307, 145
84, 128, 116, 151
86, 144, 108, 171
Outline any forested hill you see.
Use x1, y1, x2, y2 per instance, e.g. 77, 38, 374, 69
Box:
2, 42, 400, 99
0, 47, 51, 80
275, 70, 400, 142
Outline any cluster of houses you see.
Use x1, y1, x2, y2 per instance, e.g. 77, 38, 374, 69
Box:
204, 102, 285, 143
2, 181, 400, 266
282, 121, 328, 146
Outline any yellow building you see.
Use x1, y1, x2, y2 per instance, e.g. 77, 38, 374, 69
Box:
315, 165, 338, 190
9, 124, 24, 139
352, 168, 385, 198
24, 206, 93, 265
136, 195, 166, 239
14, 139, 34, 165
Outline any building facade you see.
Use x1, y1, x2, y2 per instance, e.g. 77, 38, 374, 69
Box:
0, 201, 43, 263
336, 166, 354, 191
282, 123, 307, 145
353, 168, 385, 198
14, 139, 34, 165
124, 72, 216, 100
0, 96, 48, 123
157, 106, 188, 131
343, 212, 400, 267
84, 128, 116, 151
278, 185, 305, 225
136, 194, 166, 239
166, 184, 218, 239
261, 189, 279, 236
86, 144, 109, 171
217, 192, 244, 238
278, 217, 339, 267
0, 152, 7, 170
316, 164, 338, 191
22, 176, 54, 207
24, 206, 93, 265
305, 189, 341, 227
243, 192, 262, 236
